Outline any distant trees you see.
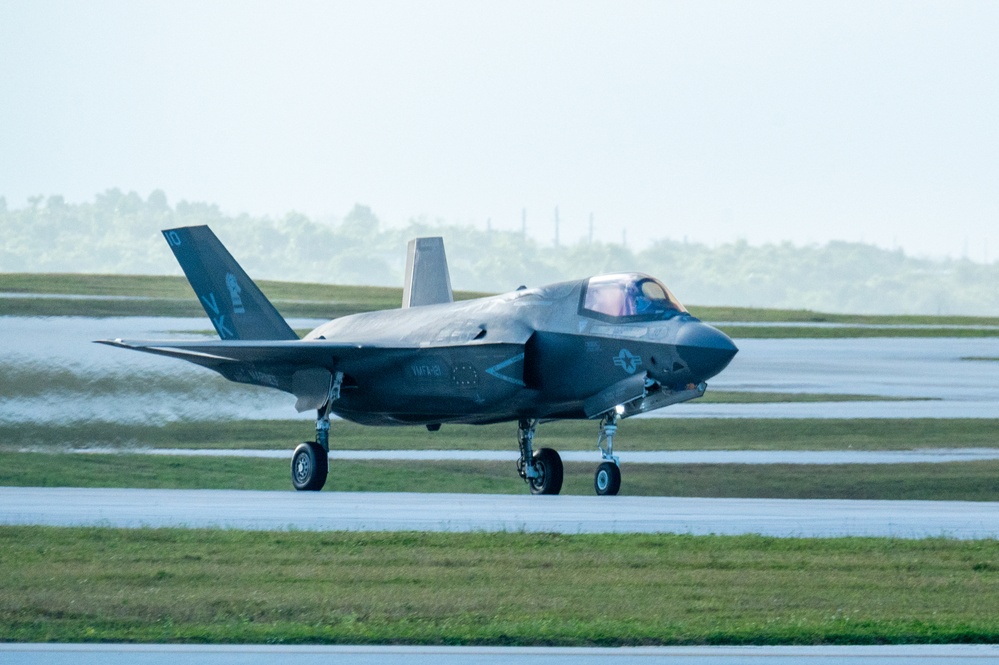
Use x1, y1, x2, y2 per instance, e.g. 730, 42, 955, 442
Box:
1, 189, 997, 316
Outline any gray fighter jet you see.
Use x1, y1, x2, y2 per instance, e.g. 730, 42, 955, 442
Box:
100, 226, 738, 495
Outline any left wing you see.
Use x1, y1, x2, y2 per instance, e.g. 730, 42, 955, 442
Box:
97, 338, 371, 367
97, 338, 399, 410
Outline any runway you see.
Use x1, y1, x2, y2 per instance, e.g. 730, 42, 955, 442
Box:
3, 644, 999, 665
3, 318, 998, 423
4, 487, 998, 538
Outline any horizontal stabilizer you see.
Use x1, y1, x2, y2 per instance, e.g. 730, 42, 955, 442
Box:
162, 225, 297, 341
402, 237, 453, 308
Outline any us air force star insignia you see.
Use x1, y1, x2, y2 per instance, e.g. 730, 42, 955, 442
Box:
612, 349, 642, 374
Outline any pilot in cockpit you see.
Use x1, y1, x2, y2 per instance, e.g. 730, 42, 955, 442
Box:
582, 274, 686, 321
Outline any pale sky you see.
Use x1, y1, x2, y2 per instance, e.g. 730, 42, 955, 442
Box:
1, 0, 997, 260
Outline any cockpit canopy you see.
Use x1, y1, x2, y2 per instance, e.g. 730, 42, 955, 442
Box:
580, 273, 687, 323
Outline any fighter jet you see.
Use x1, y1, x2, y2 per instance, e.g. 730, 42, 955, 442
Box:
100, 226, 738, 495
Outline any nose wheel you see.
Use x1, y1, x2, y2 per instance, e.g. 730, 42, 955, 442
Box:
594, 411, 622, 496
594, 461, 621, 496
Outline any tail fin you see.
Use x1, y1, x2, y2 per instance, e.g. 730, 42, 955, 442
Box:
162, 225, 297, 340
402, 236, 453, 308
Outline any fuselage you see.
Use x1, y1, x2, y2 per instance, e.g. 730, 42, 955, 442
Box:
304, 274, 738, 426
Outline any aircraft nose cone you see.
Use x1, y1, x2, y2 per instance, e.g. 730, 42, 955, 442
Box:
676, 321, 739, 382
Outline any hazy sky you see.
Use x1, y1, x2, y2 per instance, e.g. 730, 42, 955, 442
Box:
2, 1, 997, 260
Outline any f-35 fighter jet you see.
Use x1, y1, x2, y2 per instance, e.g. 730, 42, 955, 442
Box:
100, 226, 738, 495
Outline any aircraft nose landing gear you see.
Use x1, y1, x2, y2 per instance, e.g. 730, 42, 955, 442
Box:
517, 418, 563, 495
594, 411, 622, 496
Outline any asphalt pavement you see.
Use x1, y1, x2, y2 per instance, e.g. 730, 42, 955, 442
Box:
3, 644, 999, 665
3, 487, 998, 538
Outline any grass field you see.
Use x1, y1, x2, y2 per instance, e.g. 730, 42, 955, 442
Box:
3, 453, 999, 501
4, 418, 995, 452
2, 526, 998, 645
0, 273, 483, 319
4, 273, 999, 333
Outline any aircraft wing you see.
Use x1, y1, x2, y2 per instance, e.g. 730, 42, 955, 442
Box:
96, 338, 528, 412
97, 338, 376, 366
97, 338, 380, 410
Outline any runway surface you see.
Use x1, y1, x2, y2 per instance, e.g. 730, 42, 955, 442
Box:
3, 317, 998, 422
3, 644, 999, 665
4, 487, 998, 538
73, 447, 999, 464
669, 337, 999, 419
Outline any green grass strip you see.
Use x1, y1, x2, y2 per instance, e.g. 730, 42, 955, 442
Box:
5, 273, 999, 327
4, 453, 999, 501
4, 418, 997, 452
2, 526, 998, 645
0, 274, 483, 318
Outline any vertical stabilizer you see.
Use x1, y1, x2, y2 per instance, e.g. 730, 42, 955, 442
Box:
402, 237, 454, 308
162, 225, 298, 340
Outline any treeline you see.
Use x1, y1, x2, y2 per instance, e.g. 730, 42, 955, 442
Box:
2, 189, 997, 316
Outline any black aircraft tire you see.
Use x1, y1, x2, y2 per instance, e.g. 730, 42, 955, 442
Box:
529, 448, 564, 495
291, 441, 328, 491
594, 461, 621, 496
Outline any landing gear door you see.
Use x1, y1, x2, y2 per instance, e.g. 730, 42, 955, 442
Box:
582, 372, 648, 419
292, 368, 334, 412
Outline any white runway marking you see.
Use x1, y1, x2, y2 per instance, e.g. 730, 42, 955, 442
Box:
3, 487, 998, 539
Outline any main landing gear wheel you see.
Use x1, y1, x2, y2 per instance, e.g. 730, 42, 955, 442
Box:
291, 441, 328, 491
594, 461, 621, 496
529, 448, 564, 495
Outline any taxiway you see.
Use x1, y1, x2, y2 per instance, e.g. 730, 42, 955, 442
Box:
3, 487, 997, 538
3, 643, 999, 665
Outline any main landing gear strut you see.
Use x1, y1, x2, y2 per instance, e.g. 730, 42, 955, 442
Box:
291, 372, 342, 491
516, 418, 563, 495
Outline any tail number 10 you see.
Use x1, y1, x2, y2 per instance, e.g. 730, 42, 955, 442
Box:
165, 231, 182, 246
